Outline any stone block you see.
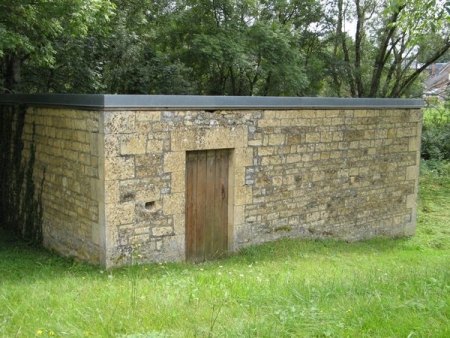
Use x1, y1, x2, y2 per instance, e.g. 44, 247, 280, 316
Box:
134, 227, 150, 235
354, 110, 367, 118
121, 133, 146, 155
91, 221, 101, 245
408, 137, 420, 152
289, 118, 310, 127
321, 132, 333, 143
235, 147, 253, 167
164, 152, 185, 172
406, 194, 416, 209
205, 127, 245, 149
248, 139, 263, 146
305, 133, 320, 143
406, 165, 419, 180
258, 146, 275, 156
173, 213, 186, 235
299, 110, 317, 118
286, 154, 302, 163
163, 193, 185, 215
104, 156, 135, 180
104, 111, 135, 134
71, 119, 87, 130
286, 111, 304, 119
90, 178, 104, 201
286, 133, 303, 145
171, 126, 245, 151
171, 170, 185, 193
343, 130, 365, 141
146, 139, 164, 153
104, 134, 120, 158
134, 184, 161, 202
258, 119, 280, 128
152, 122, 170, 132
268, 134, 285, 146
170, 128, 196, 151
234, 205, 245, 226
136, 111, 161, 122
105, 202, 135, 226
235, 185, 252, 206
152, 226, 174, 237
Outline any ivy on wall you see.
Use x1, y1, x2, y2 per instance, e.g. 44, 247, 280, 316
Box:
0, 104, 44, 245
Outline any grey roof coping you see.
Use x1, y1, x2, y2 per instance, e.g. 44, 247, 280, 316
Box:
0, 94, 425, 110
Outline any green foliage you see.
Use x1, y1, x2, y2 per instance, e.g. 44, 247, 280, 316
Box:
421, 107, 450, 161
160, 0, 312, 96
1, 0, 448, 96
328, 0, 450, 98
0, 104, 44, 245
1, 163, 450, 336
421, 127, 450, 161
1, 0, 327, 95
420, 159, 450, 177
0, 0, 115, 92
19, 35, 110, 93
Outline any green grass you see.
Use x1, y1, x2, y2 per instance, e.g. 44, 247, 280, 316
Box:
1, 165, 450, 337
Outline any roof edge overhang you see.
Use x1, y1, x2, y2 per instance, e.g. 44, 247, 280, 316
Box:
0, 94, 425, 110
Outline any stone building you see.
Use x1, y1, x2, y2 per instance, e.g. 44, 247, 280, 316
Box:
0, 95, 423, 267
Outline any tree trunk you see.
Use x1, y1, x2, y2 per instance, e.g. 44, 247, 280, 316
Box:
368, 5, 405, 97
337, 0, 356, 97
2, 54, 21, 93
354, 0, 364, 97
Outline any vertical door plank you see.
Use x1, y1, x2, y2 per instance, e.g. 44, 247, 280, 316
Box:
215, 150, 229, 257
185, 152, 197, 261
195, 151, 207, 263
221, 150, 229, 253
205, 150, 216, 259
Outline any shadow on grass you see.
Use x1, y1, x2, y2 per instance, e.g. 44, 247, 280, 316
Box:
0, 229, 98, 282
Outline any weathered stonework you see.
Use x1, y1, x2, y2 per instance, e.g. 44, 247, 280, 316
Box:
1, 95, 423, 267
21, 107, 103, 262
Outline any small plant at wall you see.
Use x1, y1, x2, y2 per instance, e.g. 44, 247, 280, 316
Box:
0, 104, 44, 245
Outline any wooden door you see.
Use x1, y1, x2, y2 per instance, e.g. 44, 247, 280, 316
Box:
186, 149, 229, 262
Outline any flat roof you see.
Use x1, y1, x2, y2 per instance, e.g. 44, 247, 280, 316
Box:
0, 94, 425, 110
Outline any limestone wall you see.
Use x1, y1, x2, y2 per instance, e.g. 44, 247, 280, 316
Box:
103, 107, 422, 267
22, 107, 104, 263
0, 94, 422, 268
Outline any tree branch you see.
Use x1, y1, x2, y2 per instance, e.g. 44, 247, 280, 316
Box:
392, 39, 450, 97
368, 4, 405, 97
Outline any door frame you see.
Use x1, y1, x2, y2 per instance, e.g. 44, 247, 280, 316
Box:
162, 125, 252, 261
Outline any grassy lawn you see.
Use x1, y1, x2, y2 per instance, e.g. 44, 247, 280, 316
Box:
1, 164, 449, 338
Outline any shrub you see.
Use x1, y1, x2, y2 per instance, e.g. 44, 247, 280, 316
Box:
421, 107, 450, 161
420, 159, 450, 177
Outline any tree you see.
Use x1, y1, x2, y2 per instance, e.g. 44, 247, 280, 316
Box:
101, 0, 194, 94
328, 0, 450, 98
4, 0, 447, 98
0, 0, 114, 93
158, 0, 321, 96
